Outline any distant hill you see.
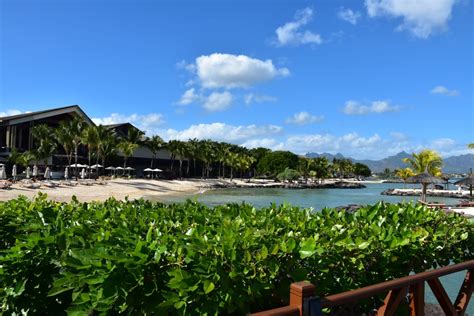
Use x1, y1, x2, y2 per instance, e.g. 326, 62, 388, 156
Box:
304, 151, 474, 174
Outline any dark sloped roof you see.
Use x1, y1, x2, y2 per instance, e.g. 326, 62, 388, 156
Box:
0, 105, 94, 126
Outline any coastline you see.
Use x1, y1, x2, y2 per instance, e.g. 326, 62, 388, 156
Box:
0, 178, 367, 202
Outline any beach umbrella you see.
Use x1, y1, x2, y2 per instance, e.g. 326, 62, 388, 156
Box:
44, 167, 51, 180
33, 165, 38, 177
454, 169, 473, 199
105, 166, 115, 176
64, 167, 69, 179
144, 168, 153, 172
12, 164, 17, 180
116, 166, 124, 175
153, 168, 163, 172
80, 168, 86, 179
407, 172, 444, 202
90, 164, 103, 169
0, 166, 6, 180
26, 166, 31, 179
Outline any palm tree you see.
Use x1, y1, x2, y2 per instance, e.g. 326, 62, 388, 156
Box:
117, 141, 138, 169
396, 168, 415, 188
187, 138, 200, 177
18, 151, 35, 168
403, 149, 443, 201
167, 140, 180, 174
31, 124, 56, 167
55, 121, 74, 166
81, 125, 99, 170
145, 135, 165, 168
99, 135, 116, 168
67, 117, 86, 179
174, 141, 189, 179
402, 150, 443, 176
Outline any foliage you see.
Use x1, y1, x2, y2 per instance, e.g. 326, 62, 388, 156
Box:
353, 162, 371, 178
1, 196, 472, 315
257, 151, 299, 177
276, 167, 301, 182
402, 149, 443, 176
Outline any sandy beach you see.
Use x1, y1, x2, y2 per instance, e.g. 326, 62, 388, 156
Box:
0, 178, 282, 203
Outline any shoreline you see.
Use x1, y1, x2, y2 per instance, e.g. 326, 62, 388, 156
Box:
0, 178, 365, 202
381, 188, 471, 199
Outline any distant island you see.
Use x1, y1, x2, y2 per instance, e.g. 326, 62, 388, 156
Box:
305, 151, 474, 174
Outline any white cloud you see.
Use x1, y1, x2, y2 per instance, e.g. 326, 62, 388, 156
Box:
343, 100, 400, 115
244, 93, 278, 105
203, 91, 234, 112
178, 88, 200, 105
0, 109, 24, 117
164, 123, 283, 142
92, 113, 165, 135
176, 60, 196, 73
275, 7, 323, 46
195, 53, 289, 89
430, 85, 459, 96
365, 0, 457, 38
241, 138, 283, 150
338, 8, 362, 25
285, 111, 324, 125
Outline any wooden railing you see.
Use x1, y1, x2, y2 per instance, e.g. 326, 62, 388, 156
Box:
250, 260, 473, 316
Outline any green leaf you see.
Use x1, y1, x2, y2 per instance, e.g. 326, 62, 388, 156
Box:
299, 238, 316, 259
203, 281, 215, 294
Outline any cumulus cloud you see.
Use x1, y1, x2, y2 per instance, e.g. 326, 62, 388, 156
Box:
164, 123, 283, 142
338, 8, 362, 25
365, 0, 457, 38
195, 53, 289, 89
241, 138, 283, 150
342, 100, 400, 115
92, 113, 165, 135
244, 93, 278, 105
0, 109, 24, 117
285, 111, 324, 125
275, 7, 323, 46
203, 91, 234, 112
430, 85, 459, 96
178, 88, 200, 105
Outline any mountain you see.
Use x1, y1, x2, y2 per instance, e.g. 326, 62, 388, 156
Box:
304, 151, 474, 174
305, 152, 345, 160
357, 151, 412, 173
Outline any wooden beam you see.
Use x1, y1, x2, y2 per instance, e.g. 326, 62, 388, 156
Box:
376, 287, 407, 316
454, 269, 473, 316
409, 282, 425, 316
427, 278, 457, 316
249, 306, 300, 316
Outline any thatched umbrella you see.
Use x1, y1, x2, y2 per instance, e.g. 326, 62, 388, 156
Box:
407, 172, 445, 202
454, 170, 473, 199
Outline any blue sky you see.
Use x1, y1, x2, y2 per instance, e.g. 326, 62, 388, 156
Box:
1, 0, 472, 159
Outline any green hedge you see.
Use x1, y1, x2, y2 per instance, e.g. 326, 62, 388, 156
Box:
1, 194, 472, 315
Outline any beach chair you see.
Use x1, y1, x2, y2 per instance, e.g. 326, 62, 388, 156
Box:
418, 200, 446, 209
458, 200, 474, 207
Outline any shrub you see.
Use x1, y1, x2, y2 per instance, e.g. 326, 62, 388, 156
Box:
0, 194, 472, 315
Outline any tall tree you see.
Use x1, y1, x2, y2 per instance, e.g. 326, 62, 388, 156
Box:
67, 117, 86, 179
117, 141, 138, 169
55, 121, 74, 166
396, 168, 415, 188
145, 135, 165, 168
31, 124, 56, 167
403, 149, 443, 201
81, 125, 99, 170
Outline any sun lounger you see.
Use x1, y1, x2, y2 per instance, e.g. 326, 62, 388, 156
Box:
42, 181, 59, 188
0, 181, 12, 189
61, 180, 78, 187
458, 200, 474, 207
418, 200, 446, 209
21, 182, 41, 189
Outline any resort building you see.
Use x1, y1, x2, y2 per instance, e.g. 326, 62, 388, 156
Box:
0, 105, 173, 174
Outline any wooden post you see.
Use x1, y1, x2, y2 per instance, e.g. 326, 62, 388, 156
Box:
409, 282, 425, 316
290, 281, 316, 316
454, 269, 473, 316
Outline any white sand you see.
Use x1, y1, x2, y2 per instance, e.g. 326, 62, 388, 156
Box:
0, 178, 280, 203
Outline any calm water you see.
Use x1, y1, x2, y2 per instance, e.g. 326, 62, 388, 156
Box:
155, 182, 458, 209
150, 182, 471, 313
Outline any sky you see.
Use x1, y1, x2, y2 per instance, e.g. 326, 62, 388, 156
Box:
0, 0, 473, 159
